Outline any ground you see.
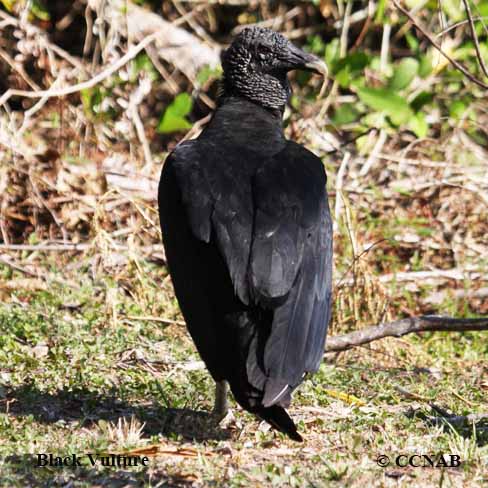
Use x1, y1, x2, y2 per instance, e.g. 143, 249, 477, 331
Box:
0, 191, 487, 486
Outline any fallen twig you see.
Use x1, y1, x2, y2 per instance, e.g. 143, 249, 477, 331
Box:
121, 314, 488, 355
326, 315, 488, 352
425, 287, 488, 305
394, 385, 434, 402
120, 1, 220, 80
409, 406, 488, 434
104, 314, 488, 374
0, 255, 78, 288
127, 315, 185, 326
0, 243, 165, 259
339, 268, 488, 287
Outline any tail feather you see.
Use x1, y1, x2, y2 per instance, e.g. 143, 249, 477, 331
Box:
225, 309, 303, 442
255, 405, 303, 442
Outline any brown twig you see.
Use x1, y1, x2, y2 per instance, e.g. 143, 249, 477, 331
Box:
127, 315, 185, 326
0, 32, 161, 107
461, 0, 488, 79
392, 0, 488, 90
325, 315, 488, 352
0, 256, 78, 288
118, 314, 488, 355
436, 16, 488, 37
352, 1, 373, 50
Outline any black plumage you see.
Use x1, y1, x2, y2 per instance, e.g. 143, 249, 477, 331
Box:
158, 27, 332, 442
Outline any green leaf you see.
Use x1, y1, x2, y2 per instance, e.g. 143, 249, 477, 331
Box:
307, 35, 327, 55
333, 53, 370, 89
0, 0, 14, 12
331, 104, 360, 126
333, 52, 370, 75
290, 95, 300, 110
196, 66, 222, 86
375, 0, 386, 23
411, 91, 434, 112
357, 87, 413, 126
31, 0, 50, 21
407, 112, 428, 138
441, 0, 464, 21
418, 53, 433, 78
480, 3, 488, 15
466, 128, 487, 147
325, 39, 340, 70
335, 67, 350, 88
157, 93, 193, 134
449, 100, 467, 120
81, 88, 104, 118
171, 93, 192, 117
131, 53, 159, 82
362, 111, 388, 130
80, 86, 115, 121
389, 58, 419, 90
405, 33, 419, 52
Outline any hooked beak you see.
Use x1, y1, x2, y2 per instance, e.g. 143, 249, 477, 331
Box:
303, 55, 328, 77
285, 44, 328, 77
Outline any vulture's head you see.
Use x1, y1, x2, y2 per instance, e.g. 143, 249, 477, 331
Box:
221, 27, 327, 110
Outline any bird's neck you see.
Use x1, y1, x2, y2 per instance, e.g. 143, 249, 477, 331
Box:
220, 70, 291, 112
203, 97, 286, 154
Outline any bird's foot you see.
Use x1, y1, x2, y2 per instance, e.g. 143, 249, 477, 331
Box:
217, 409, 236, 429
211, 380, 229, 422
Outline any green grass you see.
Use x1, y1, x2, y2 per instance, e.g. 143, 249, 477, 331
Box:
0, 265, 486, 487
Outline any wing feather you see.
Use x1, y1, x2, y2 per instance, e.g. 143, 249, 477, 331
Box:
170, 141, 255, 304
249, 142, 333, 405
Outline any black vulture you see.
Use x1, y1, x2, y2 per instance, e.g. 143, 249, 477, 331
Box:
158, 27, 332, 442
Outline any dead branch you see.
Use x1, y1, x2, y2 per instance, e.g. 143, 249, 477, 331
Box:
461, 0, 488, 79
436, 16, 488, 38
0, 242, 163, 252
138, 314, 488, 373
0, 33, 160, 107
114, 1, 220, 80
326, 315, 488, 352
339, 268, 488, 288
0, 2, 220, 109
0, 255, 78, 288
425, 287, 488, 305
393, 0, 488, 90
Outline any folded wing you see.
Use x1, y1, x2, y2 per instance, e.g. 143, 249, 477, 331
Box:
170, 140, 333, 406
247, 142, 333, 405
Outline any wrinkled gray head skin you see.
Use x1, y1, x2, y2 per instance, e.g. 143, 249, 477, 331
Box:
221, 27, 327, 111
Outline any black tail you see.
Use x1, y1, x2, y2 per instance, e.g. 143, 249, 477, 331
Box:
256, 405, 303, 442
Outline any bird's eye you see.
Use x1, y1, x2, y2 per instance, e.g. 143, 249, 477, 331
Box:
257, 44, 272, 58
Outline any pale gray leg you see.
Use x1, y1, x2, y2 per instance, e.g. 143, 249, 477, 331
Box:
212, 380, 229, 420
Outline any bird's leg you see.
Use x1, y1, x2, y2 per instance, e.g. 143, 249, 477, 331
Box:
212, 380, 229, 420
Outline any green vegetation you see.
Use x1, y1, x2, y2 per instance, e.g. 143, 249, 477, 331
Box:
157, 93, 194, 134
0, 269, 486, 486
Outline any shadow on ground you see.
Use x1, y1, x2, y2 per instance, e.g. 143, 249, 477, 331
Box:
406, 407, 488, 447
4, 383, 231, 442
2, 454, 196, 488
